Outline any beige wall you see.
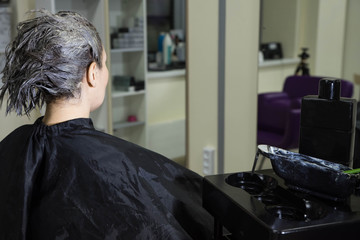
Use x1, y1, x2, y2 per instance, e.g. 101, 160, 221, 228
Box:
262, 0, 298, 58
293, 0, 349, 80
146, 74, 186, 160
258, 61, 299, 93
224, 0, 260, 173
343, 0, 360, 100
0, 105, 39, 141
187, 0, 260, 174
314, 0, 347, 78
187, 0, 219, 173
297, 0, 319, 74
147, 75, 185, 124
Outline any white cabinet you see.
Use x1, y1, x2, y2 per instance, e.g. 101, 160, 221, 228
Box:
108, 0, 147, 146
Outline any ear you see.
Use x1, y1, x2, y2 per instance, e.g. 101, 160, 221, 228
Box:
86, 62, 98, 87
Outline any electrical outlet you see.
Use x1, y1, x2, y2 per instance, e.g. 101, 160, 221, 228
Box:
203, 146, 215, 175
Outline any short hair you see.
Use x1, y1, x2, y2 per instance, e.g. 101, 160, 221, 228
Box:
0, 10, 104, 116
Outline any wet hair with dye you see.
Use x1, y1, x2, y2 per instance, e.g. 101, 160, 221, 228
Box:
0, 10, 103, 116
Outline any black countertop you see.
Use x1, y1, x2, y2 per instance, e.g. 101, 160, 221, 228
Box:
203, 169, 360, 239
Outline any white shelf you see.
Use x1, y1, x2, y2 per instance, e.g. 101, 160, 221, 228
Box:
259, 58, 299, 68
112, 90, 145, 98
113, 121, 145, 130
147, 69, 186, 79
111, 48, 144, 54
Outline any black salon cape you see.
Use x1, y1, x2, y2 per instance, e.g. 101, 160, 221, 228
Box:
0, 117, 213, 239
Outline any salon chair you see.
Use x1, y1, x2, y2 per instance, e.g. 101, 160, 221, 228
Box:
257, 75, 354, 149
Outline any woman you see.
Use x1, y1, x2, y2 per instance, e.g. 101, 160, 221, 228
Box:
0, 11, 213, 239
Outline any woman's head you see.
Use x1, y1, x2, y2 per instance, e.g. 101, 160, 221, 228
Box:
0, 10, 104, 115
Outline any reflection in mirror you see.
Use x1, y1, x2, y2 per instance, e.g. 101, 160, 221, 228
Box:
146, 0, 187, 167
257, 0, 360, 164
147, 0, 186, 71
260, 0, 298, 59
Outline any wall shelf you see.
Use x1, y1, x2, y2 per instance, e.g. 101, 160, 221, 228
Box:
112, 90, 145, 98
147, 69, 186, 79
111, 48, 144, 54
259, 58, 298, 68
113, 121, 145, 130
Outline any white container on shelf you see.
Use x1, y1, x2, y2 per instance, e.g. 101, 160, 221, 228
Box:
162, 33, 172, 65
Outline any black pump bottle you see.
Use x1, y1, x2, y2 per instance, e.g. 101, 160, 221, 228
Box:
299, 78, 357, 166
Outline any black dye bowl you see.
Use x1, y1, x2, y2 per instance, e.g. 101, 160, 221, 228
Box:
226, 172, 278, 195
258, 145, 360, 201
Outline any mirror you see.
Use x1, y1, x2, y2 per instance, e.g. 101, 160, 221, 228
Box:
146, 0, 187, 166
257, 0, 359, 157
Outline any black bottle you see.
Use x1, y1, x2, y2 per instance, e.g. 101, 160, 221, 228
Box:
299, 78, 357, 167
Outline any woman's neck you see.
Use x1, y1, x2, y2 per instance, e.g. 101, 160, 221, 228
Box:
42, 99, 90, 126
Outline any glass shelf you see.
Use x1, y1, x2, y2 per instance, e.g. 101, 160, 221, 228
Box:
111, 48, 144, 54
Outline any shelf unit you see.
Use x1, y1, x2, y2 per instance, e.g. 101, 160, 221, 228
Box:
111, 48, 144, 54
108, 0, 147, 146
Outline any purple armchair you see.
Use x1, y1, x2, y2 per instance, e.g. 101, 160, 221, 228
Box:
257, 75, 354, 149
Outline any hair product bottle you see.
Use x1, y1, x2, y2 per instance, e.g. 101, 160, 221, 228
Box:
162, 33, 172, 66
299, 78, 357, 167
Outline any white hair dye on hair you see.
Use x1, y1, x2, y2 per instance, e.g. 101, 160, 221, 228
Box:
0, 10, 103, 116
